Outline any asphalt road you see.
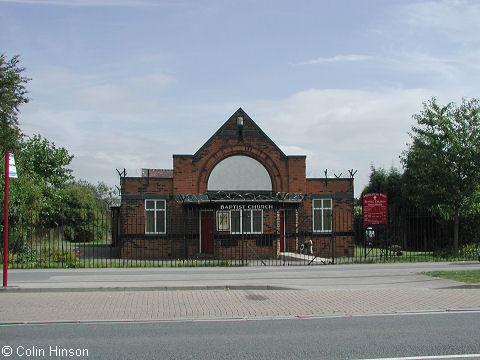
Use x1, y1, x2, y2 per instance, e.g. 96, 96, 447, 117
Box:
2, 312, 480, 360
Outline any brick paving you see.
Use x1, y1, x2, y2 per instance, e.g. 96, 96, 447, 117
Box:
1, 289, 480, 323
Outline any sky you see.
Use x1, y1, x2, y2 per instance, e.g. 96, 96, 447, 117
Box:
1, 0, 479, 197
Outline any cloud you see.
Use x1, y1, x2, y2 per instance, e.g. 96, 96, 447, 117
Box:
386, 0, 480, 86
20, 103, 180, 188
386, 52, 462, 83
0, 0, 177, 7
34, 66, 93, 86
30, 65, 177, 120
22, 64, 470, 198
21, 107, 89, 148
70, 129, 177, 186
402, 0, 480, 45
255, 88, 425, 148
248, 87, 434, 196
296, 54, 373, 66
76, 83, 178, 119
12, 0, 479, 199
127, 73, 176, 87
20, 84, 446, 198
78, 84, 134, 110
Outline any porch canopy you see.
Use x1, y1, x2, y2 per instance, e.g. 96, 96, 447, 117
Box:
174, 191, 305, 205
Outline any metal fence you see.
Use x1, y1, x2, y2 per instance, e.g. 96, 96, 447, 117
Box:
2, 206, 479, 269
352, 207, 480, 264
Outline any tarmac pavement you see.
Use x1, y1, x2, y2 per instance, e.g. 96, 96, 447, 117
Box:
1, 262, 479, 323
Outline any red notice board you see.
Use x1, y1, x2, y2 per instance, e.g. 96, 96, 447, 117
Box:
363, 193, 388, 226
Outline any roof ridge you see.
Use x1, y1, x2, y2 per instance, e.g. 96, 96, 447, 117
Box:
193, 108, 286, 158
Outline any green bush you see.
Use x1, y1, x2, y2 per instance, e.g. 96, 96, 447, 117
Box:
3, 246, 80, 268
40, 248, 80, 268
433, 247, 457, 259
61, 183, 109, 243
388, 244, 403, 256
13, 243, 37, 264
460, 243, 480, 260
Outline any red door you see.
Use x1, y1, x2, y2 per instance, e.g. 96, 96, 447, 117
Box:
279, 211, 285, 252
201, 211, 214, 254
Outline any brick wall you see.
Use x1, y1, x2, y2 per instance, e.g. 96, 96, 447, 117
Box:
122, 177, 173, 195
121, 237, 199, 259
303, 178, 355, 257
118, 108, 355, 260
173, 109, 307, 194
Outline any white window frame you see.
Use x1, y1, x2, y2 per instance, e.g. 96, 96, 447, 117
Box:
145, 199, 166, 234
230, 209, 263, 234
313, 199, 332, 233
216, 210, 230, 232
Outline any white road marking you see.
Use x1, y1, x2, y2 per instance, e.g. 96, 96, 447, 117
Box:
354, 354, 480, 360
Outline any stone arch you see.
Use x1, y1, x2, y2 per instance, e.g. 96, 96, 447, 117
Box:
197, 146, 283, 193
207, 155, 272, 191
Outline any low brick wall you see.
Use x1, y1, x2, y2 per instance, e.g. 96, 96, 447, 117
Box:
121, 236, 199, 259
121, 234, 354, 260
215, 238, 280, 260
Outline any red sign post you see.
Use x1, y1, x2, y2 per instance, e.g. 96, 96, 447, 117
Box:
3, 151, 17, 287
3, 152, 10, 287
363, 193, 388, 226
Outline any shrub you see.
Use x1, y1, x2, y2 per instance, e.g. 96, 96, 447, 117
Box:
461, 243, 480, 260
61, 183, 109, 243
39, 247, 80, 268
388, 244, 403, 256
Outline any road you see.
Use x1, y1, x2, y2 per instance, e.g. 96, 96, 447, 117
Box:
3, 262, 480, 290
1, 312, 480, 360
2, 262, 480, 359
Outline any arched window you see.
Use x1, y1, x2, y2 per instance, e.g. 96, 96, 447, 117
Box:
207, 155, 272, 191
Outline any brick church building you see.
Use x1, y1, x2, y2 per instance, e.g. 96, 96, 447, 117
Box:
118, 108, 354, 261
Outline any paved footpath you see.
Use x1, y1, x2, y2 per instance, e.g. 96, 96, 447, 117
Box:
1, 262, 479, 323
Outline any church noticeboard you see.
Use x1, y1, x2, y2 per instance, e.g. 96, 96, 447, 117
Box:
363, 193, 387, 226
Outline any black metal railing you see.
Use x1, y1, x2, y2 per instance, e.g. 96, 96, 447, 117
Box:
2, 206, 479, 268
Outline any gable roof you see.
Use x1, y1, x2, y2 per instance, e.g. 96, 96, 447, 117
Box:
193, 107, 287, 158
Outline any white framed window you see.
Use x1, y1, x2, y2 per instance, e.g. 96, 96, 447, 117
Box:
145, 199, 166, 234
217, 210, 230, 231
230, 209, 263, 234
313, 199, 332, 233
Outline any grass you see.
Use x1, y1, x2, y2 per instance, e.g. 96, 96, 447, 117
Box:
339, 245, 437, 264
6, 258, 249, 269
32, 238, 113, 247
347, 245, 479, 264
5, 240, 478, 268
421, 270, 480, 284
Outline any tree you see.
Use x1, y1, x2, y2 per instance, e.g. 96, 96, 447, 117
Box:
61, 182, 109, 243
362, 165, 406, 209
401, 97, 480, 253
20, 134, 73, 189
0, 54, 75, 230
74, 180, 120, 209
1, 134, 74, 229
0, 54, 30, 153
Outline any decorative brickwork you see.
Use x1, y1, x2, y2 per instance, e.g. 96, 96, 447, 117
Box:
118, 108, 355, 260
